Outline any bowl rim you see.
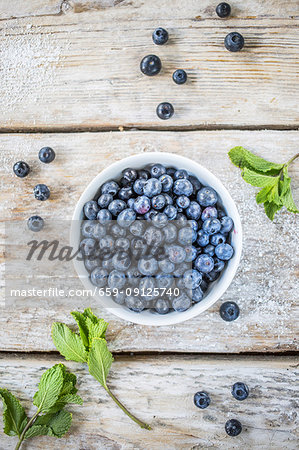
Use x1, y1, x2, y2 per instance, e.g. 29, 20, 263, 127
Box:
71, 152, 242, 326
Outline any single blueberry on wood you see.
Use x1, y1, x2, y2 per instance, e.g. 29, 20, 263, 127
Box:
27, 215, 44, 232
224, 32, 244, 52
13, 161, 30, 178
140, 54, 162, 76
38, 147, 56, 163
152, 27, 169, 45
194, 392, 210, 409
216, 2, 231, 18
225, 419, 242, 436
220, 301, 240, 321
156, 102, 174, 120
172, 69, 187, 84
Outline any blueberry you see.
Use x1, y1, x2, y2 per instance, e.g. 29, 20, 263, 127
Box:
174, 169, 188, 180
224, 32, 244, 52
150, 164, 166, 178
108, 199, 126, 216
195, 254, 214, 273
215, 243, 234, 260
90, 267, 108, 287
220, 301, 240, 321
189, 220, 199, 232
13, 161, 30, 178
225, 419, 242, 437
159, 174, 173, 192
27, 215, 44, 232
127, 198, 135, 209
197, 187, 218, 207
110, 223, 126, 238
194, 392, 210, 409
138, 256, 158, 276
176, 213, 188, 228
202, 218, 221, 235
156, 273, 174, 289
129, 221, 145, 237
173, 179, 193, 196
201, 206, 218, 221
99, 235, 114, 253
172, 293, 191, 312
101, 180, 119, 196
97, 209, 112, 225
210, 233, 226, 246
125, 296, 144, 312
166, 167, 176, 176
186, 201, 201, 220
178, 227, 195, 246
117, 208, 136, 228
152, 194, 166, 210
152, 27, 168, 45
84, 200, 99, 220
131, 237, 148, 259
98, 193, 113, 209
173, 262, 189, 278
143, 178, 162, 198
84, 258, 100, 272
112, 291, 125, 305
156, 102, 174, 120
126, 267, 142, 286
118, 187, 133, 201
152, 212, 168, 228
159, 258, 175, 274
108, 269, 126, 289
192, 286, 204, 303
115, 237, 130, 252
183, 269, 202, 290
172, 69, 187, 85
164, 205, 177, 220
140, 54, 162, 76
134, 195, 151, 214
33, 184, 50, 201
168, 245, 186, 264
163, 223, 177, 243
80, 238, 97, 256
154, 298, 170, 314
189, 175, 201, 192
197, 230, 210, 247
38, 147, 55, 163
139, 276, 155, 298
203, 244, 215, 257
213, 257, 225, 272
220, 216, 234, 233
113, 251, 131, 271
101, 257, 114, 271
184, 246, 198, 262
176, 195, 190, 209
120, 177, 133, 188
90, 222, 107, 240
144, 209, 158, 221
138, 169, 151, 180
232, 382, 249, 401
133, 179, 146, 195
204, 270, 220, 282
122, 168, 137, 183
144, 226, 164, 246
216, 2, 231, 18
163, 193, 173, 205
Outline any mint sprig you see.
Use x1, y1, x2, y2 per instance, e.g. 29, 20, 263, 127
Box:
228, 147, 299, 220
0, 364, 82, 450
52, 309, 151, 430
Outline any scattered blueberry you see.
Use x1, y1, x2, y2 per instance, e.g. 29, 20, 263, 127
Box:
33, 184, 50, 201
38, 147, 55, 163
140, 54, 162, 76
225, 419, 242, 437
27, 215, 44, 232
152, 27, 168, 45
216, 2, 231, 18
156, 102, 174, 120
194, 392, 210, 409
232, 382, 249, 401
224, 32, 244, 52
172, 69, 187, 85
220, 301, 240, 321
13, 161, 30, 178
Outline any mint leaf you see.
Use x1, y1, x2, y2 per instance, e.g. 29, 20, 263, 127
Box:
24, 424, 49, 439
242, 168, 279, 188
34, 410, 72, 438
83, 308, 100, 324
88, 338, 113, 389
85, 317, 108, 344
282, 188, 299, 213
52, 322, 88, 363
71, 311, 89, 348
229, 147, 283, 173
0, 389, 27, 437
33, 365, 64, 413
264, 201, 282, 221
256, 185, 274, 204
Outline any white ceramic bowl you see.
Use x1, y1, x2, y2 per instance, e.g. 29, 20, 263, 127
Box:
71, 152, 242, 326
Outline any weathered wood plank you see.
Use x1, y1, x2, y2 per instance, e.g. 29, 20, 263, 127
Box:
0, 354, 297, 449
0, 0, 298, 130
0, 130, 298, 353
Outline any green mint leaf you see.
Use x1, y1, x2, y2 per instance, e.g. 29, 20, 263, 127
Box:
86, 317, 108, 344
242, 167, 279, 188
52, 322, 88, 363
267, 182, 282, 206
71, 311, 89, 348
24, 424, 49, 439
83, 308, 100, 324
88, 338, 113, 389
264, 201, 282, 221
0, 389, 27, 437
229, 147, 283, 173
60, 369, 77, 396
34, 410, 72, 438
282, 188, 299, 213
33, 365, 64, 413
256, 185, 273, 204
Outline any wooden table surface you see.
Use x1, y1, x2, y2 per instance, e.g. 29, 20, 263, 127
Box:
0, 1, 298, 449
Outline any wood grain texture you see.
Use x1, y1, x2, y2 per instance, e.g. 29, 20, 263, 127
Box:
0, 0, 298, 130
0, 130, 298, 353
0, 353, 298, 449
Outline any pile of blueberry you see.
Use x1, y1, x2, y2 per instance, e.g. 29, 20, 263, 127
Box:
194, 382, 249, 437
141, 3, 244, 120
80, 163, 234, 314
13, 147, 55, 232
